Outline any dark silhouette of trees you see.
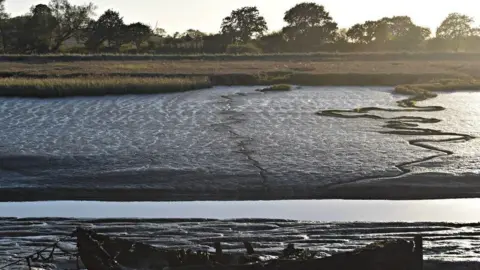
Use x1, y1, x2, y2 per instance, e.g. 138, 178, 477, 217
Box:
437, 13, 474, 39
1, 16, 30, 53
436, 13, 475, 51
221, 6, 268, 43
202, 33, 230, 53
346, 16, 430, 51
48, 0, 95, 52
126, 22, 152, 51
0, 0, 8, 52
86, 9, 125, 51
27, 4, 57, 53
282, 2, 338, 51
259, 31, 287, 53
0, 1, 478, 54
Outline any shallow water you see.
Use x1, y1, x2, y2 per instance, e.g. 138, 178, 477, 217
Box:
2, 199, 480, 222
0, 86, 478, 195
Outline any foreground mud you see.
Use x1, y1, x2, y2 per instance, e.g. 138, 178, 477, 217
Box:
0, 87, 479, 201
1, 218, 480, 269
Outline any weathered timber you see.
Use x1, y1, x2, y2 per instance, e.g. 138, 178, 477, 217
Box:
75, 227, 423, 270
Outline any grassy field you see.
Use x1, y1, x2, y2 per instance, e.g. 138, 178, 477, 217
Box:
0, 60, 479, 78
0, 52, 480, 97
3, 52, 480, 62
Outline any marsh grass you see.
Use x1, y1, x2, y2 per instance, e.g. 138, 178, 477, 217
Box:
210, 72, 464, 86
3, 52, 480, 62
0, 77, 212, 97
0, 73, 470, 98
395, 79, 480, 97
258, 84, 293, 92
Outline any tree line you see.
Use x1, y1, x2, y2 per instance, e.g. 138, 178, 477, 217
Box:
0, 0, 478, 54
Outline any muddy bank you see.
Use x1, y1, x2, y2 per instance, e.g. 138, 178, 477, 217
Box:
1, 218, 480, 269
1, 173, 480, 202
327, 173, 480, 199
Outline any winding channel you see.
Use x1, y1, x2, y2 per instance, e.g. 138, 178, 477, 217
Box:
317, 92, 476, 184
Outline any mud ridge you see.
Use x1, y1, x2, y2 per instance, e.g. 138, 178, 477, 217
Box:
217, 94, 270, 191
317, 93, 476, 187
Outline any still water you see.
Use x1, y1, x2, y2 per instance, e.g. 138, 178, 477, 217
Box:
0, 199, 480, 222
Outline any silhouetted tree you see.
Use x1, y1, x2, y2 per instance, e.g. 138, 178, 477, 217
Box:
86, 9, 125, 51
399, 25, 431, 50
0, 0, 477, 54
259, 31, 286, 52
347, 23, 367, 44
380, 16, 430, 49
283, 2, 338, 51
26, 4, 57, 53
126, 22, 152, 51
436, 13, 475, 51
0, 0, 7, 52
347, 17, 430, 50
182, 29, 205, 40
202, 33, 230, 53
1, 16, 31, 53
49, 0, 95, 52
221, 6, 268, 43
154, 27, 166, 37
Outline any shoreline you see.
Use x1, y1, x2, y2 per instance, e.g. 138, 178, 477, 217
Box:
1, 173, 480, 202
0, 72, 475, 98
2, 198, 480, 221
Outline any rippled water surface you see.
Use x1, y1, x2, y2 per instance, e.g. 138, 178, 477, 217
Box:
0, 86, 479, 193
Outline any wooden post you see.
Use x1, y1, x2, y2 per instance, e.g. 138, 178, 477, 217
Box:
214, 242, 223, 257
243, 242, 254, 255
414, 235, 423, 270
26, 257, 32, 270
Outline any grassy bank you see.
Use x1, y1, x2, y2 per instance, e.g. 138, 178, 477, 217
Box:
0, 55, 477, 97
0, 77, 211, 97
396, 79, 480, 95
0, 73, 476, 98
0, 60, 479, 78
210, 72, 466, 86
258, 84, 293, 92
3, 52, 480, 62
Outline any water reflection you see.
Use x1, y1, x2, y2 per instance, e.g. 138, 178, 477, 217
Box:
1, 199, 480, 222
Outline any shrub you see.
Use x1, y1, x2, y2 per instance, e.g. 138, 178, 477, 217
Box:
258, 84, 292, 92
226, 43, 262, 54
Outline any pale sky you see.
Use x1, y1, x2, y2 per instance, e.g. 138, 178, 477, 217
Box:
6, 0, 480, 35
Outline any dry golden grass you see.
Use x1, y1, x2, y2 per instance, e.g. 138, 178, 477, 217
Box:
395, 79, 480, 96
1, 60, 480, 78
1, 57, 480, 97
0, 77, 211, 97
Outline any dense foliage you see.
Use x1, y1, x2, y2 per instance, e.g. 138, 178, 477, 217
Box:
0, 0, 479, 54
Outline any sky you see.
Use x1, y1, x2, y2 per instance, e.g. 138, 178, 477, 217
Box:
6, 0, 480, 35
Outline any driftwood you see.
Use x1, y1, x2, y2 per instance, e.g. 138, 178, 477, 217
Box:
75, 227, 423, 270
